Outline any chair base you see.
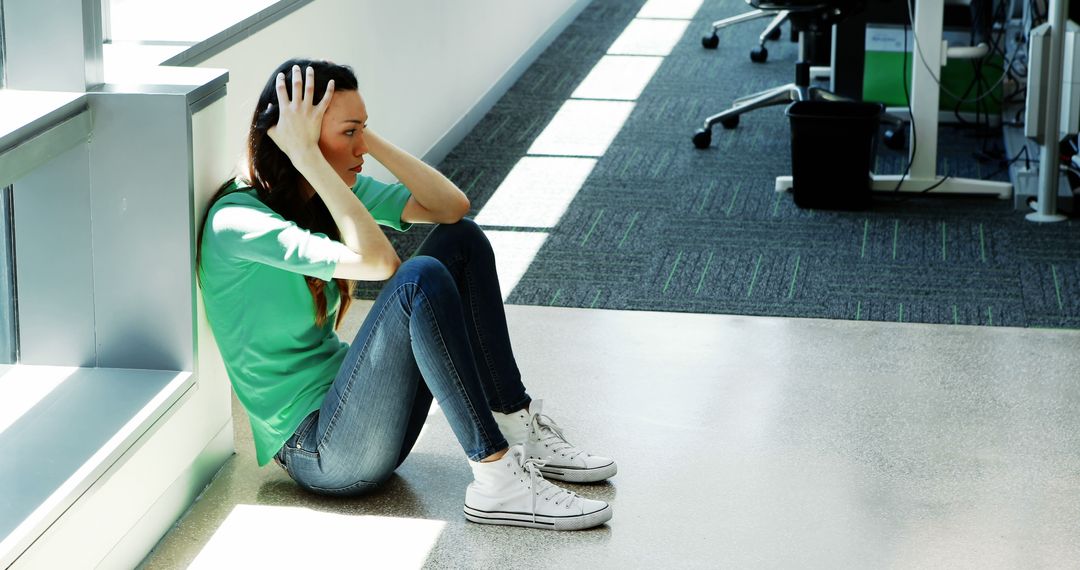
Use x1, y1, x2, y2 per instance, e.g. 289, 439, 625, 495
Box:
692, 82, 904, 150
693, 79, 828, 148
703, 9, 789, 55
700, 82, 848, 133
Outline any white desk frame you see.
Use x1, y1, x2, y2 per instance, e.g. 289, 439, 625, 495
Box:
776, 0, 1014, 199
1027, 0, 1069, 222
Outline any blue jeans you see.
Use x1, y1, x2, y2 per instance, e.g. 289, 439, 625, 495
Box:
276, 218, 531, 495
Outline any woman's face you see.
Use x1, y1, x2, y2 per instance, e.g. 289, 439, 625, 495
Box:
318, 89, 369, 186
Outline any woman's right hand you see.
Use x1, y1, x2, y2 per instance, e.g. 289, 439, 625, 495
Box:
266, 65, 334, 164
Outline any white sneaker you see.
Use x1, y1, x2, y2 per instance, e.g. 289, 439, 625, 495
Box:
492, 406, 530, 446
518, 400, 617, 483
464, 445, 612, 531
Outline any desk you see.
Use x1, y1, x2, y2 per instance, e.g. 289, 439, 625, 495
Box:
872, 0, 1012, 197
776, 0, 1013, 199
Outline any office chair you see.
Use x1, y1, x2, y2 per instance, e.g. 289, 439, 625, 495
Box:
693, 0, 868, 149
701, 6, 790, 63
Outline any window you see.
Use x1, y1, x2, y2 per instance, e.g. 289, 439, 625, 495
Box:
101, 0, 311, 69
0, 0, 219, 563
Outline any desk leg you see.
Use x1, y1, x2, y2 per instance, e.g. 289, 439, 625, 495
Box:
1027, 0, 1069, 222
909, 0, 943, 181
773, 0, 1020, 201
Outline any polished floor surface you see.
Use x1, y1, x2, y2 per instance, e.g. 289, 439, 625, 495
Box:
140, 303, 1080, 569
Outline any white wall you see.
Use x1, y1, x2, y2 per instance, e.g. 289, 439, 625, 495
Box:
199, 0, 589, 181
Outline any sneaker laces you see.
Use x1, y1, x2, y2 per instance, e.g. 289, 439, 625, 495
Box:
520, 454, 581, 523
531, 413, 587, 463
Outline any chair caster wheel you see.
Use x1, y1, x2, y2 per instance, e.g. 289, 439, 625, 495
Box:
766, 27, 781, 41
883, 127, 906, 151
750, 46, 768, 63
702, 33, 719, 49
692, 129, 712, 149
720, 115, 740, 129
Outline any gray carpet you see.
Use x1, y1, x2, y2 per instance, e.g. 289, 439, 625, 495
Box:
356, 0, 1080, 329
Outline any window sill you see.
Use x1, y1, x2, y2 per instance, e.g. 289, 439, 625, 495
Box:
0, 366, 194, 567
0, 92, 90, 188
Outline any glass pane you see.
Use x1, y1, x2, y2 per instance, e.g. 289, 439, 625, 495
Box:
0, 185, 15, 363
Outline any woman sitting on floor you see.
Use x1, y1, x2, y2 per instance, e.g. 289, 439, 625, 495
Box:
197, 58, 616, 530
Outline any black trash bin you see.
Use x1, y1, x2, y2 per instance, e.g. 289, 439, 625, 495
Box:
786, 100, 885, 210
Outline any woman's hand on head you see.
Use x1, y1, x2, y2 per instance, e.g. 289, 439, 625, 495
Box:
266, 65, 334, 164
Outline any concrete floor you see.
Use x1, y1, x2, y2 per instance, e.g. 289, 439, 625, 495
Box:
140, 303, 1080, 569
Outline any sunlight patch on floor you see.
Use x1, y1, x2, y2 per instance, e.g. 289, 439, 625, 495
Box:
527, 100, 636, 157
483, 231, 551, 301
636, 0, 706, 20
189, 505, 445, 568
572, 55, 664, 101
474, 157, 597, 228
606, 19, 691, 56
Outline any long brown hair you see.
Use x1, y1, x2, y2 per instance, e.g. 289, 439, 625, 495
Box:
200, 58, 360, 329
